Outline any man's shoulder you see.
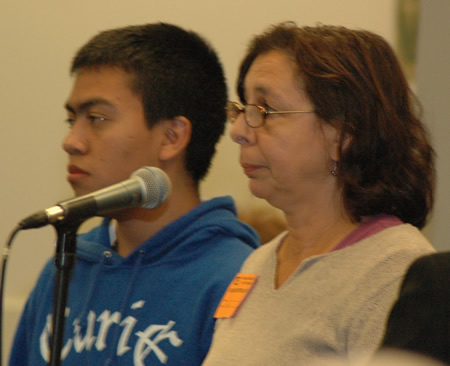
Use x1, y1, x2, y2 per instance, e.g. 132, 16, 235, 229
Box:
404, 251, 450, 287
411, 251, 450, 267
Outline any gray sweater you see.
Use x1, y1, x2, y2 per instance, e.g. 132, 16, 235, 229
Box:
203, 224, 435, 366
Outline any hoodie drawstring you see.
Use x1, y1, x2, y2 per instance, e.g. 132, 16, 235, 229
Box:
103, 250, 145, 365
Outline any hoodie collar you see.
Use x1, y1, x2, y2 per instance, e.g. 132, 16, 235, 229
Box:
76, 196, 259, 266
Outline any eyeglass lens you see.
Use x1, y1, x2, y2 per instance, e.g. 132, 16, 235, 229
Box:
245, 105, 264, 126
227, 103, 264, 127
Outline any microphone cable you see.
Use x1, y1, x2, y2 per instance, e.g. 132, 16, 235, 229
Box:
0, 225, 22, 366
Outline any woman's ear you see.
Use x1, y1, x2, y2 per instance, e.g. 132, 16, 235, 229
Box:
323, 124, 342, 162
159, 116, 192, 161
323, 122, 352, 163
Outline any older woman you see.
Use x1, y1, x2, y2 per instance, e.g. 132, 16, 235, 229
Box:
203, 22, 436, 365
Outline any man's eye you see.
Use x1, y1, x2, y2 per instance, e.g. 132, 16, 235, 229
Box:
65, 117, 75, 127
89, 116, 106, 124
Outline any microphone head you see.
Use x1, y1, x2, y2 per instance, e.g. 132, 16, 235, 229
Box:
132, 167, 171, 209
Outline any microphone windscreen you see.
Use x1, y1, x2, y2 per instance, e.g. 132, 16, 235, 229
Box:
132, 167, 171, 209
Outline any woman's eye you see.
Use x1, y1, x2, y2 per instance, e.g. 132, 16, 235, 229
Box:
258, 101, 276, 112
264, 104, 277, 112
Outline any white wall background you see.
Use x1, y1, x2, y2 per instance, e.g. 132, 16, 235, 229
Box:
0, 0, 448, 362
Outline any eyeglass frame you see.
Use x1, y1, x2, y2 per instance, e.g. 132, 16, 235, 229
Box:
226, 101, 315, 128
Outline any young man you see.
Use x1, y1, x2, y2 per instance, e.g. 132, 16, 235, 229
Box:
9, 23, 259, 365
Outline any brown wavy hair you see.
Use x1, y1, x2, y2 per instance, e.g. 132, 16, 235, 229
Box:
237, 22, 435, 228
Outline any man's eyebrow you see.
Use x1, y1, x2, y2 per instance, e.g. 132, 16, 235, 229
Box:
64, 98, 115, 114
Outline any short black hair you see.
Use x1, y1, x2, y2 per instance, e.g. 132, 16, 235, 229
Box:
72, 23, 228, 183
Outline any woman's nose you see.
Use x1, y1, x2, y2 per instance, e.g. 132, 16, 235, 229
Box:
229, 113, 253, 146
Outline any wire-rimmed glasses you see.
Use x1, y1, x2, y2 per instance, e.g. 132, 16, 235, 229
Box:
226, 101, 315, 128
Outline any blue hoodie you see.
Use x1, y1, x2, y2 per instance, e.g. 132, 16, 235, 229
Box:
10, 196, 259, 366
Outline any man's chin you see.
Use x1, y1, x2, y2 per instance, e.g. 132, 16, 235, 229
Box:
70, 184, 96, 198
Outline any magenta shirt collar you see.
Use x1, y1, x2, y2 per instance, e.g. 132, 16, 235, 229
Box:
333, 215, 403, 252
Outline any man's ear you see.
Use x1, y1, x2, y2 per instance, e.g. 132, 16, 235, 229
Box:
159, 116, 192, 161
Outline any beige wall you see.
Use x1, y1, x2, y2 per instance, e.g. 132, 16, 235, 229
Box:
417, 0, 450, 252
0, 0, 447, 362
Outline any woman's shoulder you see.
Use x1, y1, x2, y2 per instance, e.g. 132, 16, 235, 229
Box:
352, 223, 435, 258
327, 224, 436, 286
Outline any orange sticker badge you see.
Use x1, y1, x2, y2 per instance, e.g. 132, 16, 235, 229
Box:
214, 273, 258, 318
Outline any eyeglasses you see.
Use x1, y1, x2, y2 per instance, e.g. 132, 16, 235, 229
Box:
226, 101, 315, 128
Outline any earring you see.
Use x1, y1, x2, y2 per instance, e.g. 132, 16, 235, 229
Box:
330, 160, 339, 176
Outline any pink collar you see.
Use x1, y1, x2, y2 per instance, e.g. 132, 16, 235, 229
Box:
333, 215, 403, 252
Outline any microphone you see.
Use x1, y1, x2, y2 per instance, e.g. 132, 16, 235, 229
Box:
18, 166, 171, 230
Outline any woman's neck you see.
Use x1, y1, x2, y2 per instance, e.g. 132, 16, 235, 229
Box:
275, 210, 358, 288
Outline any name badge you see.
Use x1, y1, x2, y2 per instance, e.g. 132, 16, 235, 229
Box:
214, 273, 258, 318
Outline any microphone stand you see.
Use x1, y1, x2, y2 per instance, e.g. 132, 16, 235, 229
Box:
49, 219, 82, 366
